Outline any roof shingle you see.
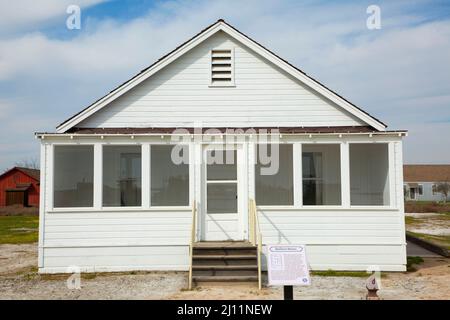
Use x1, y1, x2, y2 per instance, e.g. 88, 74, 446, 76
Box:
403, 165, 450, 182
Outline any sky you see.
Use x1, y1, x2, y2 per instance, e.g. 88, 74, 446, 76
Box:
0, 0, 449, 170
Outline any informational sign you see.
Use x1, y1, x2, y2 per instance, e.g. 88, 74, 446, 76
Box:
267, 244, 311, 286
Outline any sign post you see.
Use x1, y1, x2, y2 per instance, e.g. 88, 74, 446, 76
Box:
283, 285, 294, 300
267, 244, 311, 300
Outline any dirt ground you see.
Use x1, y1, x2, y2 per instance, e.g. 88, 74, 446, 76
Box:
0, 243, 449, 300
405, 212, 450, 236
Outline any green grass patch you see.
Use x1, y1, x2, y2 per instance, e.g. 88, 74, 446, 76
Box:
407, 256, 424, 272
0, 216, 39, 244
405, 216, 419, 225
407, 231, 450, 250
311, 270, 369, 277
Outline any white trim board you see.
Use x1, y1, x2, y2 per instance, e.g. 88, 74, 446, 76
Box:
56, 20, 387, 133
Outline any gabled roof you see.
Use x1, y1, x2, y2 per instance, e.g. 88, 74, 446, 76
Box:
0, 167, 40, 182
55, 19, 387, 133
404, 165, 450, 182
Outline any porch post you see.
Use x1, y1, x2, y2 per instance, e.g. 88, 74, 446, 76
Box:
340, 142, 351, 208
93, 143, 102, 209
193, 142, 202, 241
142, 143, 150, 208
38, 141, 47, 268
189, 142, 195, 208
293, 143, 302, 207
47, 144, 54, 211
388, 142, 396, 208
248, 142, 256, 200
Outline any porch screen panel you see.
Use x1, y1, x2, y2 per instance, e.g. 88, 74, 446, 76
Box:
302, 144, 341, 205
103, 146, 141, 207
54, 145, 93, 208
151, 145, 189, 206
350, 143, 390, 205
255, 144, 293, 205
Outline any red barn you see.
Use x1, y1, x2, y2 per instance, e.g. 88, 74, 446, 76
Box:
0, 167, 40, 207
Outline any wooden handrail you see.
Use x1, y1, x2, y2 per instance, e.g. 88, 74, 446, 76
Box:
188, 200, 197, 290
249, 199, 262, 290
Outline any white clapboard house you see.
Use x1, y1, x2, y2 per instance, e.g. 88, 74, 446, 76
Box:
36, 20, 407, 284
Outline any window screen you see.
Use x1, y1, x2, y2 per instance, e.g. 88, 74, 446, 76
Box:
54, 145, 94, 208
103, 145, 141, 207
151, 145, 189, 206
302, 144, 341, 205
255, 144, 293, 205
350, 143, 390, 205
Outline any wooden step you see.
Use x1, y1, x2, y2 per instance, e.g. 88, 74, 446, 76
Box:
193, 265, 257, 271
192, 258, 257, 266
193, 269, 257, 277
194, 241, 253, 246
193, 249, 256, 256
193, 241, 254, 249
193, 254, 256, 260
193, 275, 258, 282
193, 242, 256, 256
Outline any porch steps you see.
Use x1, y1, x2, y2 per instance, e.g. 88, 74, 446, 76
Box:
191, 241, 258, 284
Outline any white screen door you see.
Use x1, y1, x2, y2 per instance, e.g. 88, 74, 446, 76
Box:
201, 145, 243, 241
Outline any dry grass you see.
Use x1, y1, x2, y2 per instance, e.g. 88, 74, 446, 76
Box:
310, 270, 369, 277
405, 201, 450, 214
0, 205, 39, 216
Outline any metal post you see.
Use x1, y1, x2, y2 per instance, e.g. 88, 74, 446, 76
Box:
283, 286, 293, 300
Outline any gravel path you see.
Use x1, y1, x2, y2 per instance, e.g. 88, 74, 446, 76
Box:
0, 243, 449, 300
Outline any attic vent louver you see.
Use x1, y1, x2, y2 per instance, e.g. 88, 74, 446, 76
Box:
211, 49, 234, 86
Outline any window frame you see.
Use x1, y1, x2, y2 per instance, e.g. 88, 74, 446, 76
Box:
51, 143, 95, 210
149, 143, 191, 208
348, 142, 392, 208
47, 138, 398, 213
49, 142, 193, 213
301, 143, 342, 207
418, 184, 424, 196
254, 143, 295, 207
257, 141, 396, 211
101, 144, 143, 209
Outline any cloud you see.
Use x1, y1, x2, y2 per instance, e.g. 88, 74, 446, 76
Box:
0, 0, 449, 169
404, 123, 450, 164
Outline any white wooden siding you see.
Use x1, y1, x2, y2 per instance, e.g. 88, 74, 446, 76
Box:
78, 31, 365, 129
43, 211, 191, 247
258, 210, 403, 245
42, 246, 189, 273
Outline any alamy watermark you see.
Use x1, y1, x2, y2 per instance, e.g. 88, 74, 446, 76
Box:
366, 265, 382, 290
170, 126, 281, 176
367, 5, 381, 30
66, 5, 81, 30
66, 265, 81, 289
